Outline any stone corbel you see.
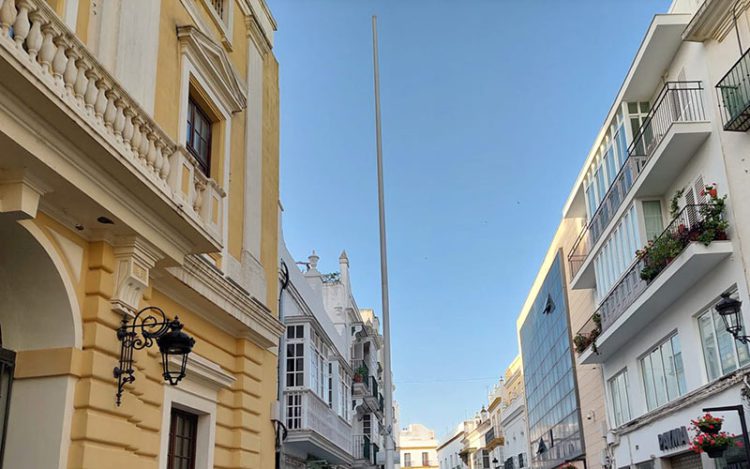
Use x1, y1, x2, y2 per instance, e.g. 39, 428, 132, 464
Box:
111, 236, 162, 315
0, 169, 51, 220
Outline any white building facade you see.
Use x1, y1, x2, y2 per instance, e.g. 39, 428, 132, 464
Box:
278, 244, 389, 469
563, 1, 750, 468
438, 425, 469, 469
499, 358, 529, 469
400, 423, 440, 468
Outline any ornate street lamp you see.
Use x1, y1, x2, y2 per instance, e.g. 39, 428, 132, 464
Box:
480, 405, 489, 421
715, 292, 750, 343
113, 306, 195, 406
493, 457, 500, 469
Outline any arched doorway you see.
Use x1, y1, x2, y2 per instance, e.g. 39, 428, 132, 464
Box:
0, 217, 82, 468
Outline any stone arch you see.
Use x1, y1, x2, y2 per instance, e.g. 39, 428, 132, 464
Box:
0, 217, 82, 468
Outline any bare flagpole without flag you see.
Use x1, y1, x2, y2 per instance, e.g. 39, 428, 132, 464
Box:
371, 15, 396, 469
372, 16, 396, 469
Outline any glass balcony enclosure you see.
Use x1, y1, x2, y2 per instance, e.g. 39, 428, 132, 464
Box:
569, 82, 707, 278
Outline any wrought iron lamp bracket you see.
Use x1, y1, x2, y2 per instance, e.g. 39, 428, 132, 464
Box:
113, 306, 173, 406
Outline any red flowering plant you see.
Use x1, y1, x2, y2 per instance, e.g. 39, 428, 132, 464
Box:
689, 431, 739, 458
701, 183, 719, 200
691, 413, 723, 434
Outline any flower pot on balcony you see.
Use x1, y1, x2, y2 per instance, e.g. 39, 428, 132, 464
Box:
353, 374, 363, 384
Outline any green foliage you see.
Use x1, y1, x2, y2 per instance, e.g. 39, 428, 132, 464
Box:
638, 190, 728, 282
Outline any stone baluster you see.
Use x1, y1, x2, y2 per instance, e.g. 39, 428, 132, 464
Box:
12, 0, 31, 49
26, 9, 43, 62
94, 78, 108, 120
160, 145, 172, 180
137, 122, 150, 164
113, 97, 126, 140
0, 0, 17, 38
193, 179, 206, 212
146, 132, 157, 170
63, 45, 79, 94
73, 57, 88, 102
84, 69, 99, 114
51, 35, 69, 84
38, 23, 56, 74
153, 138, 164, 175
103, 89, 117, 130
122, 108, 135, 152
131, 116, 143, 159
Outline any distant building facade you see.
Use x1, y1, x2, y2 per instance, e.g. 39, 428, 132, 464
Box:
278, 247, 390, 469
400, 423, 439, 468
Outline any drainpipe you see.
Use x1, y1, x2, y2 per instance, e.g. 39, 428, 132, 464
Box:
275, 260, 290, 469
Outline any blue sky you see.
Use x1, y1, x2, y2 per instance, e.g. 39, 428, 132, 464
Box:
269, 0, 671, 440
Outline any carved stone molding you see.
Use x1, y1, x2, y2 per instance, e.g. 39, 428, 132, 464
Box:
176, 25, 247, 113
0, 169, 50, 220
111, 236, 162, 315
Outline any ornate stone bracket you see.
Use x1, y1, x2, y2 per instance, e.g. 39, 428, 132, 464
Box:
0, 169, 50, 219
111, 237, 162, 315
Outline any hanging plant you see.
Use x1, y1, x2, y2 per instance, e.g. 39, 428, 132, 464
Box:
691, 413, 723, 435
690, 431, 740, 459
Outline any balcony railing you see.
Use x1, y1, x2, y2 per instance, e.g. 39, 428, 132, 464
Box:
0, 0, 224, 244
370, 375, 379, 399
717, 48, 750, 131
353, 434, 373, 463
568, 82, 706, 278
284, 390, 352, 454
575, 203, 725, 352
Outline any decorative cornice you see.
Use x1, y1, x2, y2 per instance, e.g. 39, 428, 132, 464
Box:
245, 13, 271, 54
176, 25, 248, 113
154, 254, 284, 349
171, 353, 236, 389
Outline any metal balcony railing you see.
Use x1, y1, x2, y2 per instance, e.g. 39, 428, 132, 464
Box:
717, 48, 750, 131
353, 434, 373, 463
575, 203, 725, 352
568, 82, 706, 278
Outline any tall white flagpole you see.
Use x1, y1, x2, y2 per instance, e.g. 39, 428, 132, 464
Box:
371, 15, 396, 469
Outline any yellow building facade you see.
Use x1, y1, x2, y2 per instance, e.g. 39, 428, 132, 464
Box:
0, 0, 283, 467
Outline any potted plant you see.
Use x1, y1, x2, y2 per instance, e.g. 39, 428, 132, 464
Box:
690, 431, 739, 458
353, 365, 368, 383
691, 413, 723, 435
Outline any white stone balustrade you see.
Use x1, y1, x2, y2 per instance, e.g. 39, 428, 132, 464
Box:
0, 0, 224, 245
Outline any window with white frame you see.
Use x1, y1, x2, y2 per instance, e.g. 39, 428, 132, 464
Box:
628, 101, 653, 154
404, 452, 412, 467
640, 333, 686, 411
286, 392, 302, 430
608, 369, 631, 426
286, 325, 304, 387
699, 289, 750, 381
584, 108, 629, 220
593, 204, 640, 299
328, 362, 334, 408
642, 200, 664, 241
338, 363, 350, 420
363, 414, 372, 437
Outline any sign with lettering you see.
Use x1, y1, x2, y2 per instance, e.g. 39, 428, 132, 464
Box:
658, 426, 690, 452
